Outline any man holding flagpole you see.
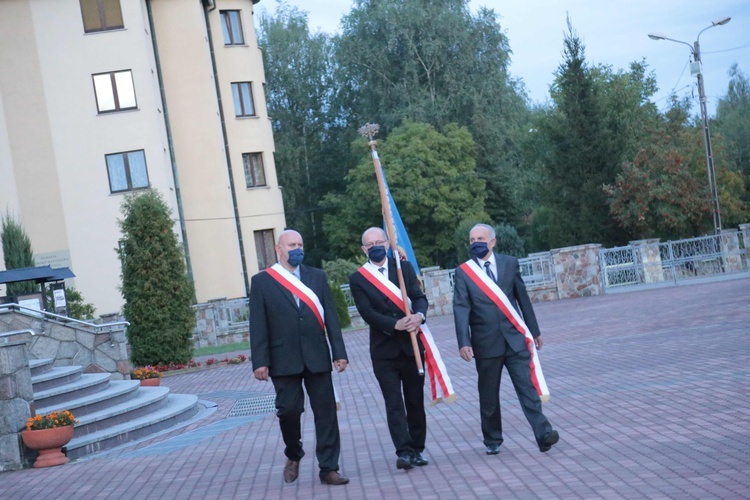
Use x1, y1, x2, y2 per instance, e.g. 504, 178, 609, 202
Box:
249, 229, 349, 486
453, 224, 559, 455
349, 227, 430, 471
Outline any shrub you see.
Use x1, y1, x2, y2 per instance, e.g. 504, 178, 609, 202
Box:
331, 282, 351, 328
117, 189, 196, 366
1, 212, 38, 296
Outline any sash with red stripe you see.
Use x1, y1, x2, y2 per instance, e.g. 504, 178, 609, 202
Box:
358, 263, 456, 404
458, 259, 550, 402
266, 263, 325, 331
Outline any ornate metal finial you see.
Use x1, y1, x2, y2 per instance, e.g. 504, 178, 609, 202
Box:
358, 123, 380, 150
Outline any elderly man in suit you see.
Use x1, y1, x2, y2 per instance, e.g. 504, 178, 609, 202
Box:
348, 227, 429, 471
453, 223, 559, 455
250, 229, 349, 485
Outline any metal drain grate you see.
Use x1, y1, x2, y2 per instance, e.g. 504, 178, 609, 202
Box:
227, 394, 277, 417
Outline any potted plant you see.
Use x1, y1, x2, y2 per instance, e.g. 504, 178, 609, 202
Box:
21, 410, 78, 468
130, 366, 163, 386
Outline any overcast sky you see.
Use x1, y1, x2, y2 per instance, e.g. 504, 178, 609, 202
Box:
255, 0, 750, 116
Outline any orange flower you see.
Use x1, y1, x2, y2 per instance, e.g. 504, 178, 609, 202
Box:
26, 410, 77, 430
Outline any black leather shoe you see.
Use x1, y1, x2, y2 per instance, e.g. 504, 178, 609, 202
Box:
396, 455, 413, 470
539, 430, 560, 452
485, 444, 501, 455
412, 452, 429, 466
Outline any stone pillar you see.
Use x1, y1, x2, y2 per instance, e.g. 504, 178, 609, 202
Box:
739, 224, 750, 263
551, 243, 603, 299
719, 229, 743, 273
421, 268, 454, 317
0, 341, 34, 471
629, 238, 663, 283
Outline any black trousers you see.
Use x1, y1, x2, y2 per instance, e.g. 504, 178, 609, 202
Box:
271, 370, 340, 473
372, 352, 427, 456
475, 343, 552, 447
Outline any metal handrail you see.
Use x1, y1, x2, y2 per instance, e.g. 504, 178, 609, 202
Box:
0, 303, 129, 332
0, 329, 35, 339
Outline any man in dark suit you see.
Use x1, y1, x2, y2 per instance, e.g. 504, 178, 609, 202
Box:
348, 227, 429, 471
453, 224, 559, 455
250, 229, 349, 485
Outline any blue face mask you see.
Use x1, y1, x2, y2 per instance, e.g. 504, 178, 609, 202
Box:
470, 241, 490, 259
287, 248, 304, 267
367, 245, 387, 263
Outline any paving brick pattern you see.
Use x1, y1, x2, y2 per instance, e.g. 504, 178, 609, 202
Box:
2, 279, 749, 499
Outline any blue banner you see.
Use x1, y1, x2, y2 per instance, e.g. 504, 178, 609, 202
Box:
379, 162, 421, 277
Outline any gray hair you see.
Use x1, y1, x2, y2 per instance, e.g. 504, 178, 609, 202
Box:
471, 224, 496, 239
361, 227, 387, 245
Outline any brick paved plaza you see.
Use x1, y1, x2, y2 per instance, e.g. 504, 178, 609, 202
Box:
2, 278, 749, 499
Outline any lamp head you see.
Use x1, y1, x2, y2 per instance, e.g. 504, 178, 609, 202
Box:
713, 17, 731, 26
648, 32, 666, 41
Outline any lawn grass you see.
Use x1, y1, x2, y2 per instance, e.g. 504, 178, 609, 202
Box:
193, 341, 249, 358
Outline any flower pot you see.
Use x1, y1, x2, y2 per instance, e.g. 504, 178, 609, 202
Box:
140, 378, 161, 387
21, 426, 74, 468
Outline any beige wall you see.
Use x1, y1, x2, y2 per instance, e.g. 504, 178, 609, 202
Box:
0, 0, 285, 313
151, 0, 285, 302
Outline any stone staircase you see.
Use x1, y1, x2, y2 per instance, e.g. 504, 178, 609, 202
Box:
30, 359, 198, 460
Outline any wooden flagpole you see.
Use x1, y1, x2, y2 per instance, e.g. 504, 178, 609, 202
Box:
359, 123, 424, 376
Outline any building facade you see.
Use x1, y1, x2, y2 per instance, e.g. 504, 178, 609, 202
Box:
0, 0, 285, 315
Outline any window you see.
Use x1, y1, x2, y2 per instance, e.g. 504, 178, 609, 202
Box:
106, 150, 149, 193
80, 0, 124, 33
231, 82, 255, 117
93, 70, 136, 113
242, 153, 266, 188
220, 11, 245, 45
254, 230, 276, 270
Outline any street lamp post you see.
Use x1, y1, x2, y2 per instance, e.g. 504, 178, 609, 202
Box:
648, 17, 730, 235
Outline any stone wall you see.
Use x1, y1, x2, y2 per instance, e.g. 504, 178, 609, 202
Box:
0, 312, 130, 380
192, 301, 249, 349
422, 269, 455, 317
551, 244, 603, 299
0, 341, 33, 471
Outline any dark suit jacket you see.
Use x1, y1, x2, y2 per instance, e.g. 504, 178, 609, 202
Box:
249, 265, 347, 377
453, 253, 541, 358
349, 258, 428, 360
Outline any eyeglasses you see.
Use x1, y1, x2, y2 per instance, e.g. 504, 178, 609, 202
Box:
363, 240, 387, 249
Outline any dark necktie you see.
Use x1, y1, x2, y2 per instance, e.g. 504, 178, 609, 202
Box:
484, 261, 496, 282
378, 267, 386, 275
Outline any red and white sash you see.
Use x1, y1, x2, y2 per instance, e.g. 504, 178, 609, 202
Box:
358, 263, 456, 404
459, 259, 550, 402
266, 263, 325, 331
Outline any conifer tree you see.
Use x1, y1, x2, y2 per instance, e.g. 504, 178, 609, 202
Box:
1, 212, 38, 296
117, 190, 196, 366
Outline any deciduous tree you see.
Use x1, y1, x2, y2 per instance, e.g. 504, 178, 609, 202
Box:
322, 121, 487, 267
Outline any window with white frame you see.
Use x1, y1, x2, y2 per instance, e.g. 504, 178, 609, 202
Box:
105, 150, 149, 193
93, 70, 136, 113
254, 230, 276, 270
220, 10, 245, 45
231, 82, 255, 117
242, 153, 266, 188
79, 0, 124, 33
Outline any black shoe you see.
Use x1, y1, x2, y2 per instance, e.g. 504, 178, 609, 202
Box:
412, 452, 429, 466
485, 444, 501, 455
396, 454, 413, 470
539, 430, 560, 452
